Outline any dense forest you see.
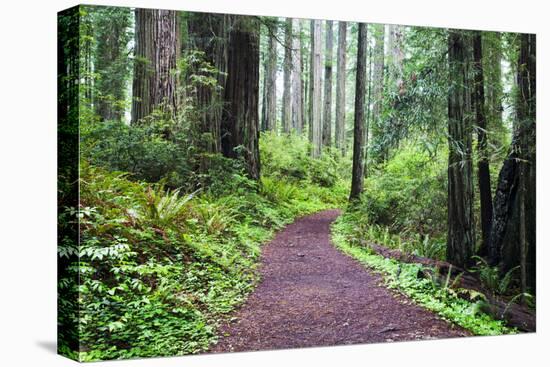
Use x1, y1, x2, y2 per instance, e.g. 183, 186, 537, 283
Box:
58, 5, 536, 361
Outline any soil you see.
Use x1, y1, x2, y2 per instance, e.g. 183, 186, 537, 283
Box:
210, 209, 469, 353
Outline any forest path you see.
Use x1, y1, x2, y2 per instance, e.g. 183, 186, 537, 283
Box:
210, 209, 468, 353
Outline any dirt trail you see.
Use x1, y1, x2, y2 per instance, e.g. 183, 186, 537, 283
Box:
211, 210, 469, 353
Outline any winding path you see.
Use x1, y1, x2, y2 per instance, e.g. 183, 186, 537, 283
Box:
211, 210, 468, 353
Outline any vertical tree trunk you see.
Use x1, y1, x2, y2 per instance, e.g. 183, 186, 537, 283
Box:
322, 20, 334, 147
308, 20, 315, 144
282, 18, 293, 134
372, 23, 385, 129
221, 16, 261, 180
131, 9, 179, 123
488, 34, 535, 295
261, 48, 268, 131
484, 32, 504, 138
335, 21, 347, 154
300, 20, 307, 134
446, 30, 475, 268
391, 25, 405, 91
365, 45, 374, 178
291, 18, 303, 134
472, 31, 494, 256
311, 19, 323, 157
515, 33, 536, 292
349, 23, 368, 201
265, 24, 278, 131
187, 13, 230, 153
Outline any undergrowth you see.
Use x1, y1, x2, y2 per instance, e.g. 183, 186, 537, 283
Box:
331, 211, 515, 336
58, 131, 349, 361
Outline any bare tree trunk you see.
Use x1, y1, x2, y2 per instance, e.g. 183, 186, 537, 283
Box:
308, 20, 314, 144
265, 24, 278, 131
221, 16, 261, 180
311, 19, 323, 157
282, 18, 293, 134
372, 24, 385, 128
446, 30, 475, 268
488, 34, 535, 296
322, 20, 334, 147
335, 21, 347, 154
472, 31, 494, 256
291, 18, 303, 134
131, 9, 179, 123
349, 23, 368, 201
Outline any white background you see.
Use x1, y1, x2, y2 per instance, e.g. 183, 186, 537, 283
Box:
0, 0, 547, 365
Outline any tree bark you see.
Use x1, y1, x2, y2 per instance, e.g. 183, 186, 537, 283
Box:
372, 24, 385, 130
311, 19, 323, 157
265, 24, 278, 131
446, 30, 475, 268
488, 34, 536, 295
484, 32, 504, 139
131, 9, 179, 123
335, 21, 347, 154
322, 21, 334, 147
472, 31, 494, 256
291, 18, 303, 134
349, 23, 368, 201
221, 16, 261, 181
282, 18, 293, 134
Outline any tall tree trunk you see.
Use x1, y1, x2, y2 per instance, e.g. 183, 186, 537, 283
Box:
349, 23, 368, 201
282, 18, 293, 134
265, 24, 278, 131
221, 16, 261, 180
335, 21, 347, 154
446, 30, 475, 268
291, 18, 303, 134
484, 32, 504, 140
187, 13, 230, 153
311, 19, 323, 157
472, 31, 494, 256
131, 9, 179, 123
372, 23, 385, 129
488, 34, 536, 295
365, 45, 373, 178
261, 49, 268, 131
300, 20, 307, 134
322, 20, 334, 147
308, 20, 315, 144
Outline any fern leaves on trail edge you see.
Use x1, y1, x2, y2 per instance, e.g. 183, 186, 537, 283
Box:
330, 213, 515, 336
58, 161, 348, 361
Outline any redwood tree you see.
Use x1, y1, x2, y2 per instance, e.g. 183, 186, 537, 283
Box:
282, 18, 293, 134
446, 30, 475, 268
335, 21, 347, 154
472, 31, 493, 255
221, 16, 261, 180
349, 23, 368, 201
322, 20, 334, 147
131, 9, 179, 123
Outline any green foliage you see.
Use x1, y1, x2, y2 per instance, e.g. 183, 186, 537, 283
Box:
60, 130, 348, 361
331, 213, 515, 336
260, 131, 351, 187
345, 143, 447, 260
472, 256, 519, 296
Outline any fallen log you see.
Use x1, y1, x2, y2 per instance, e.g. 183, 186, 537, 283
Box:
358, 240, 536, 332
